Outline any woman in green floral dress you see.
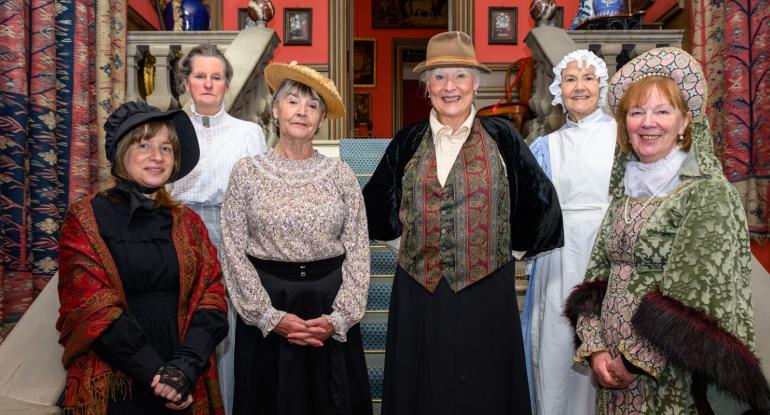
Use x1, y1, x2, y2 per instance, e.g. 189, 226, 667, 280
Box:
565, 47, 769, 414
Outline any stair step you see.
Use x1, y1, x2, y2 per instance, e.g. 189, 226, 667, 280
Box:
365, 353, 385, 400
339, 139, 392, 175
361, 312, 388, 351
366, 277, 393, 311
370, 245, 397, 275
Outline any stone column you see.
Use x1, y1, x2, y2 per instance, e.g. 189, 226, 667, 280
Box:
145, 44, 178, 111
125, 44, 142, 103
450, 0, 473, 35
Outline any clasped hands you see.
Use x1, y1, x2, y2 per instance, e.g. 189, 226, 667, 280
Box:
151, 364, 193, 410
590, 351, 639, 389
274, 313, 335, 347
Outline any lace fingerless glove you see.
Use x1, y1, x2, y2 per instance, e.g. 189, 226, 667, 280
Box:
157, 364, 191, 404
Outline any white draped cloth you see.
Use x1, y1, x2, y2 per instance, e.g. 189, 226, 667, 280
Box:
525, 108, 616, 415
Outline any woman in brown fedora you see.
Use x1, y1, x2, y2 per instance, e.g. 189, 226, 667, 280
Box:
220, 62, 372, 415
363, 31, 563, 415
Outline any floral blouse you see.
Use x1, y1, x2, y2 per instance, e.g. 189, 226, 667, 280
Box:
220, 149, 370, 342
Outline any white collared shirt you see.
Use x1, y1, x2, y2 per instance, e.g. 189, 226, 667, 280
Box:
168, 104, 267, 205
429, 107, 476, 186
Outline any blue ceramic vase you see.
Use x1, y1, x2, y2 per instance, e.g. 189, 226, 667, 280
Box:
593, 0, 623, 17
164, 0, 210, 31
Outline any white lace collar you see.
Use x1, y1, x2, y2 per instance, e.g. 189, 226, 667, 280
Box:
624, 146, 687, 198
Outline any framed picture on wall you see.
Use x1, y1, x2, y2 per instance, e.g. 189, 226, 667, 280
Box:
372, 0, 448, 28
353, 38, 376, 88
353, 92, 372, 125
283, 8, 312, 45
488, 7, 518, 45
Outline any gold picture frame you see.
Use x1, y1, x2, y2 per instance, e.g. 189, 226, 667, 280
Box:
353, 92, 372, 125
353, 38, 376, 88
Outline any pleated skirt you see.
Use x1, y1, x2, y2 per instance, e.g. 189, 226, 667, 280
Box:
382, 260, 531, 415
233, 254, 372, 415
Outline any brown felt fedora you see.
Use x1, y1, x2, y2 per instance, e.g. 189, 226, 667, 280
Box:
414, 31, 491, 74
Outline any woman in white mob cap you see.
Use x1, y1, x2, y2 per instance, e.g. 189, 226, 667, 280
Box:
522, 49, 615, 415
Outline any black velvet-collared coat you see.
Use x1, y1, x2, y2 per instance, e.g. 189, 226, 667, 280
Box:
363, 116, 563, 255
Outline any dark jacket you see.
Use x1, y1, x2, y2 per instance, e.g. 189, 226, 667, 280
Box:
363, 116, 563, 257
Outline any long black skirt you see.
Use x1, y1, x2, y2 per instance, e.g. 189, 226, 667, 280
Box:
382, 260, 531, 415
233, 255, 372, 415
107, 292, 181, 415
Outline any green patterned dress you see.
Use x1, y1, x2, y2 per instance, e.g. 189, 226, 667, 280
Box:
568, 122, 765, 414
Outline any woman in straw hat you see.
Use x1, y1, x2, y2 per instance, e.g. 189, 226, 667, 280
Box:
522, 49, 614, 415
363, 31, 563, 415
57, 101, 228, 414
220, 61, 372, 415
565, 47, 770, 413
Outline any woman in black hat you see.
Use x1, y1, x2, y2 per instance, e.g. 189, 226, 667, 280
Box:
56, 101, 228, 414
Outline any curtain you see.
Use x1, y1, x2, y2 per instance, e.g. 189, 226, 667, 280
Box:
0, 0, 124, 341
692, 0, 770, 239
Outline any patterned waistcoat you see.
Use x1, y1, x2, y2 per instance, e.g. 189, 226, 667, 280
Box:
398, 119, 511, 293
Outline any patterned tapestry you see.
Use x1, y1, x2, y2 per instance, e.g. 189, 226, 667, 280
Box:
0, 0, 125, 341
692, 0, 770, 239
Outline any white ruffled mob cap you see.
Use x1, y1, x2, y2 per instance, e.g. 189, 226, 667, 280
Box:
549, 49, 609, 111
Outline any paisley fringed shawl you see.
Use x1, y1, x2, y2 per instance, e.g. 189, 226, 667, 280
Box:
56, 197, 227, 414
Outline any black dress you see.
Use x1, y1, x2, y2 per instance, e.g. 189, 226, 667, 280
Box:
90, 184, 227, 414
233, 255, 372, 415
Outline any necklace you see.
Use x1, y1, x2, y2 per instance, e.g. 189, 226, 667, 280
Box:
622, 173, 678, 224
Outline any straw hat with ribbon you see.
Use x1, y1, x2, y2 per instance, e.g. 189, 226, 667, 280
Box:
414, 31, 491, 74
264, 61, 345, 119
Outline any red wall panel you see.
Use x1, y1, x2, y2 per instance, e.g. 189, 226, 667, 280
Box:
128, 0, 160, 29
223, 0, 329, 64
473, 0, 578, 63
354, 1, 444, 138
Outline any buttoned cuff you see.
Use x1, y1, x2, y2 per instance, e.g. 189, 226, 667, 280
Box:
323, 312, 348, 342
256, 307, 286, 337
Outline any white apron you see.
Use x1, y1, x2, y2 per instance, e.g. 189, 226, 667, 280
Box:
529, 114, 616, 415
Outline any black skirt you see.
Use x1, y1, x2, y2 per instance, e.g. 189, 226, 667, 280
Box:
107, 291, 180, 415
233, 255, 372, 415
382, 260, 531, 415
